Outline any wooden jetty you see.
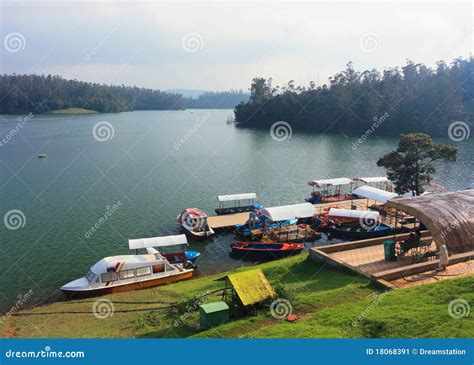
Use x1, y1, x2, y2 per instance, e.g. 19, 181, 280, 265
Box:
207, 198, 380, 231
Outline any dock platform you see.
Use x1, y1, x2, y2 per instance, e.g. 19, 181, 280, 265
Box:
207, 198, 380, 231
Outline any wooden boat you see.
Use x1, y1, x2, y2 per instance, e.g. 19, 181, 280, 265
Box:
60, 235, 194, 298
235, 208, 297, 238
177, 208, 214, 239
321, 208, 402, 239
230, 242, 304, 258
305, 178, 354, 204
215, 193, 258, 215
326, 222, 402, 240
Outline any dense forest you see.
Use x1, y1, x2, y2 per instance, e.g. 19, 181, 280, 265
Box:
0, 74, 186, 113
234, 57, 474, 136
186, 90, 249, 109
0, 74, 249, 114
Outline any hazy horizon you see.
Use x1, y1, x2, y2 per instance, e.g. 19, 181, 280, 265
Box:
1, 1, 472, 92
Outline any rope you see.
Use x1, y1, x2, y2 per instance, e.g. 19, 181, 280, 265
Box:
11, 288, 225, 316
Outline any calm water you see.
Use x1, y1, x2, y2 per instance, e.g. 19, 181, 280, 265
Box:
1, 110, 472, 310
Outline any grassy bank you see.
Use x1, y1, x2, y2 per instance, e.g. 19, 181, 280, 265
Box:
1, 255, 472, 338
48, 107, 98, 114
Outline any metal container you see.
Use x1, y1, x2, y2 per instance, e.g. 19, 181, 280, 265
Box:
199, 301, 229, 330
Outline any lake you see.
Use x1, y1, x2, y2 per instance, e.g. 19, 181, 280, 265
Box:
0, 109, 472, 311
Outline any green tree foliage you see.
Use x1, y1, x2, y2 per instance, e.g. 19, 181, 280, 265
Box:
376, 133, 458, 195
0, 74, 186, 113
185, 90, 249, 109
234, 58, 473, 136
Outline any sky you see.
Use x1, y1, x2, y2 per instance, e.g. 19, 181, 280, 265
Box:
1, 1, 472, 91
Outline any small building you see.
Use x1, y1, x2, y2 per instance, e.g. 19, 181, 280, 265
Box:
223, 268, 276, 307
199, 301, 230, 330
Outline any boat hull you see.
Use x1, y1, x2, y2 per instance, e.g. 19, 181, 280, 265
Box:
230, 242, 304, 259
326, 226, 403, 240
61, 270, 193, 299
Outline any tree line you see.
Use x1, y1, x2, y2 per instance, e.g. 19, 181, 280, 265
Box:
234, 57, 473, 136
0, 74, 249, 114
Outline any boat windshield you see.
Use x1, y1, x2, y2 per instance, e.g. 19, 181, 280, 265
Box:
85, 270, 95, 283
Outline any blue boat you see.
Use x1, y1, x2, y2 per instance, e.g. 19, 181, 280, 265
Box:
185, 251, 201, 263
235, 207, 297, 238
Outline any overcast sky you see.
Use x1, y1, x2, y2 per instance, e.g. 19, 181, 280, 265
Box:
1, 1, 472, 91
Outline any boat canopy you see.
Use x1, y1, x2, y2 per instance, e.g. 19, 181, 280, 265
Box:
352, 185, 398, 203
328, 208, 380, 220
90, 254, 159, 274
353, 177, 389, 184
261, 203, 315, 222
129, 234, 188, 250
217, 193, 257, 202
307, 178, 353, 188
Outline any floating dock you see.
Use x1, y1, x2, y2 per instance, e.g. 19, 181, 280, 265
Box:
207, 198, 380, 231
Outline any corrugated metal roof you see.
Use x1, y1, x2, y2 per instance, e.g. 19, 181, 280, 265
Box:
387, 190, 474, 255
226, 269, 275, 306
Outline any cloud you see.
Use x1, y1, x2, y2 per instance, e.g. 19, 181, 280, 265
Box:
1, 2, 471, 90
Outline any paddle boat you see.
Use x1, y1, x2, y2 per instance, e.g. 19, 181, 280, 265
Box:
177, 208, 214, 239
60, 235, 194, 298
235, 205, 297, 238
215, 193, 258, 215
353, 176, 392, 191
320, 208, 402, 240
305, 178, 354, 204
230, 242, 305, 259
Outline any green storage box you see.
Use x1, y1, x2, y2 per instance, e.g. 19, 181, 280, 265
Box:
383, 240, 396, 261
199, 301, 229, 330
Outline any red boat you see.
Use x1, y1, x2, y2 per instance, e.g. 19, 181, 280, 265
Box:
230, 242, 304, 259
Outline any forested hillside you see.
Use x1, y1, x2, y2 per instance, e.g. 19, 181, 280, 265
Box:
234, 58, 474, 136
0, 74, 186, 113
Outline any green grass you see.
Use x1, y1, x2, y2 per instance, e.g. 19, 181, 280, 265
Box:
48, 107, 98, 114
1, 255, 472, 338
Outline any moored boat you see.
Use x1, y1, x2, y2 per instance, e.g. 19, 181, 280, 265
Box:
215, 193, 258, 215
60, 235, 194, 298
230, 241, 305, 259
305, 178, 354, 204
177, 208, 215, 239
